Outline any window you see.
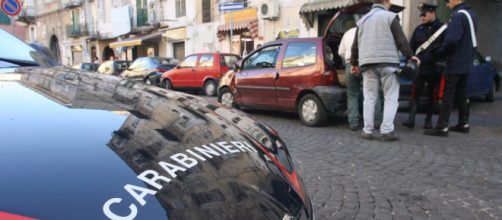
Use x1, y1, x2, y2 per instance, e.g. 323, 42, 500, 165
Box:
176, 0, 186, 17
221, 55, 239, 67
173, 42, 185, 60
202, 0, 211, 23
243, 45, 281, 70
282, 42, 317, 68
199, 55, 214, 67
179, 55, 198, 68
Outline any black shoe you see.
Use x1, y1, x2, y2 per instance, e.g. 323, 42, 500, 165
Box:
449, 124, 470, 133
402, 120, 415, 129
361, 132, 373, 140
423, 120, 433, 129
423, 127, 449, 137
381, 132, 399, 141
350, 125, 360, 131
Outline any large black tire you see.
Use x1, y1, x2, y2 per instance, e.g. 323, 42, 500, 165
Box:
486, 81, 496, 102
204, 80, 217, 96
218, 87, 239, 109
163, 79, 172, 90
144, 76, 152, 85
298, 94, 327, 127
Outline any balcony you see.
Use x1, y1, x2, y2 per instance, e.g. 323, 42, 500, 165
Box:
136, 8, 148, 27
16, 6, 36, 24
63, 0, 83, 9
66, 24, 88, 38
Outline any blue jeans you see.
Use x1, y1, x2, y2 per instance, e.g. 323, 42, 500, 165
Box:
345, 64, 383, 128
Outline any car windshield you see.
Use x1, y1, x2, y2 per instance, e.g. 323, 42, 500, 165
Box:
0, 29, 38, 68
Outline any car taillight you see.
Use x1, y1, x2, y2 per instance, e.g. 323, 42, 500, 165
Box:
155, 68, 167, 73
322, 69, 337, 85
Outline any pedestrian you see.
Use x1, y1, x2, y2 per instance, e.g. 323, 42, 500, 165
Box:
424, 0, 477, 137
403, 3, 444, 129
351, 0, 420, 141
338, 21, 383, 131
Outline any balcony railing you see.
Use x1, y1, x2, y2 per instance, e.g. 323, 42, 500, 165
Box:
63, 0, 83, 9
137, 8, 148, 27
66, 24, 88, 38
16, 6, 36, 24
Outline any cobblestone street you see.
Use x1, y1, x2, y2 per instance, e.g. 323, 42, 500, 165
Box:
205, 93, 502, 219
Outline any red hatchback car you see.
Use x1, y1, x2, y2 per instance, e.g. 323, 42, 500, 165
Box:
218, 3, 403, 127
161, 53, 240, 96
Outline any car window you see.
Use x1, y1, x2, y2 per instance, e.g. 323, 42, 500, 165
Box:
115, 61, 130, 72
158, 57, 178, 65
179, 55, 198, 68
282, 42, 317, 68
327, 8, 369, 35
243, 45, 281, 70
221, 55, 239, 67
129, 58, 142, 69
199, 55, 215, 67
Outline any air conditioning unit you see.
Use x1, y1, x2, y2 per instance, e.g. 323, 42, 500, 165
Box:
260, 1, 280, 20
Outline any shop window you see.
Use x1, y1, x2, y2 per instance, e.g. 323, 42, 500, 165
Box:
199, 55, 214, 67
282, 42, 317, 68
176, 0, 186, 17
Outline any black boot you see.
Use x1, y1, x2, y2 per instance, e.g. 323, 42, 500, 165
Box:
449, 124, 470, 133
451, 98, 470, 133
423, 114, 433, 129
402, 100, 417, 128
424, 126, 449, 137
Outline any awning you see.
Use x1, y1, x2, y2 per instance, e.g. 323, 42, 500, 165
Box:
162, 27, 187, 42
109, 32, 162, 48
217, 20, 254, 32
299, 0, 363, 14
217, 20, 259, 41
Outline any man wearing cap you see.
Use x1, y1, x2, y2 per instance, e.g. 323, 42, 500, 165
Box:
424, 0, 477, 137
351, 0, 420, 141
403, 3, 444, 129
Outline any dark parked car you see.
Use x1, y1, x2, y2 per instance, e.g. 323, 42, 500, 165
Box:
0, 28, 313, 220
218, 3, 404, 127
72, 62, 99, 72
122, 57, 178, 85
98, 60, 132, 76
400, 52, 500, 102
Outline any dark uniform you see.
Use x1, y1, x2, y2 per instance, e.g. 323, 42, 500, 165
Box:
403, 3, 444, 129
425, 2, 478, 137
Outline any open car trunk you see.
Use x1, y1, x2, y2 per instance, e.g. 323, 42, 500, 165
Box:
323, 2, 405, 86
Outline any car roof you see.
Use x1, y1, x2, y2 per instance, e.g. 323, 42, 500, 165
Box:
261, 37, 322, 48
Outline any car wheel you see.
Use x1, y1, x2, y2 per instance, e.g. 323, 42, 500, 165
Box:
298, 94, 327, 127
486, 81, 496, 102
163, 79, 172, 90
218, 87, 238, 108
144, 76, 152, 85
204, 80, 217, 96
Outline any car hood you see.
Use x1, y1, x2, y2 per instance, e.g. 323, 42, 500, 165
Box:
0, 67, 311, 220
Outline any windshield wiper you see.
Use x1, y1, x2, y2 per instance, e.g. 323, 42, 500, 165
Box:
0, 58, 39, 67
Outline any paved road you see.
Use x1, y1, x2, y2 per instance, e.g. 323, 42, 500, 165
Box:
202, 93, 502, 219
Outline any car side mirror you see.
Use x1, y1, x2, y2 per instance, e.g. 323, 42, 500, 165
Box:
485, 56, 492, 63
231, 63, 241, 71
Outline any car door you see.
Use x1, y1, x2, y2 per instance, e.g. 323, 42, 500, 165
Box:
170, 55, 198, 88
196, 54, 216, 88
236, 44, 282, 106
467, 53, 492, 96
275, 41, 320, 110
